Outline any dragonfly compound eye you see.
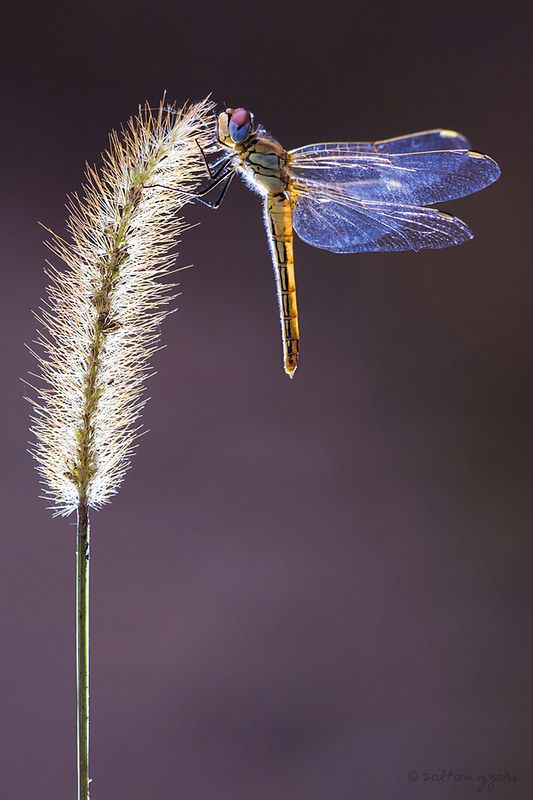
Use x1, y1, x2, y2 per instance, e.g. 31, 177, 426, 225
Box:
228, 107, 252, 143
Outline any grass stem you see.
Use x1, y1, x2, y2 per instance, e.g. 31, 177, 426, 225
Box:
76, 501, 90, 800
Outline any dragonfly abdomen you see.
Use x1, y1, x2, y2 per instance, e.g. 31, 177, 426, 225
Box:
264, 193, 299, 378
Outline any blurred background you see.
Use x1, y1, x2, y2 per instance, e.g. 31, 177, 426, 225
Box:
1, 1, 531, 798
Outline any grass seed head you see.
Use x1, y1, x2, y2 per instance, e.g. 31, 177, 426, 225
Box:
28, 98, 216, 516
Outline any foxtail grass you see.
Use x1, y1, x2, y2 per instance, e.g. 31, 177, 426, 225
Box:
27, 97, 215, 799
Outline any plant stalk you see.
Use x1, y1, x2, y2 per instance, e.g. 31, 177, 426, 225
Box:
76, 500, 90, 800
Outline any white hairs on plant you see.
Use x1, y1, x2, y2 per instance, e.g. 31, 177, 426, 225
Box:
28, 98, 216, 515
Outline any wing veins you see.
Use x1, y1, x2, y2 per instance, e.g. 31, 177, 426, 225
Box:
290, 181, 471, 253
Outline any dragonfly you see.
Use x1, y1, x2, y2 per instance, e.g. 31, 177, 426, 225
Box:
185, 107, 500, 378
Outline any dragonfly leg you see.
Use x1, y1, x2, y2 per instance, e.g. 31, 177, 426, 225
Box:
195, 139, 233, 180
146, 167, 236, 209
190, 171, 235, 208
207, 171, 235, 209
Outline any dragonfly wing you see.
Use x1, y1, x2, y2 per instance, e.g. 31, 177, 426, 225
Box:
290, 129, 471, 158
288, 142, 500, 205
372, 129, 471, 153
290, 183, 472, 253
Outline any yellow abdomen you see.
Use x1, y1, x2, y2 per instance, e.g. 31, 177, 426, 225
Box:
264, 193, 299, 378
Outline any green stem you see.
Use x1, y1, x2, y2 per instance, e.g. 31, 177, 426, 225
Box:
76, 501, 90, 800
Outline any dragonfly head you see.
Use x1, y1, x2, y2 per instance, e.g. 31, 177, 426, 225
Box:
217, 107, 254, 148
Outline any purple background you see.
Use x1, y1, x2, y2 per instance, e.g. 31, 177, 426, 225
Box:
1, 1, 531, 798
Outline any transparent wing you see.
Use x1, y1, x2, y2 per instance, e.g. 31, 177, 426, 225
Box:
288, 133, 500, 205
290, 183, 473, 253
290, 128, 471, 157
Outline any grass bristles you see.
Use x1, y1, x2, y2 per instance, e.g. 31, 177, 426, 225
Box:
28, 96, 215, 515
26, 96, 216, 800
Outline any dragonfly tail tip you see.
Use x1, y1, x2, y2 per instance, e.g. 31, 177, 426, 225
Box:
285, 364, 297, 380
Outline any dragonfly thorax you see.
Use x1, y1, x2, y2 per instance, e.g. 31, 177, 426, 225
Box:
238, 138, 290, 196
